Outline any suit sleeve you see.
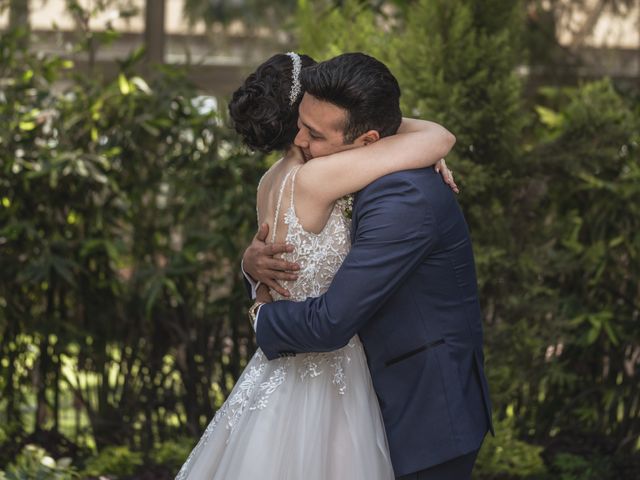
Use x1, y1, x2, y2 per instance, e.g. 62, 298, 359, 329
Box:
256, 174, 439, 360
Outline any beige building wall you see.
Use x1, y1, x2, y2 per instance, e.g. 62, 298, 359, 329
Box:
1, 0, 204, 34
0, 0, 289, 94
553, 0, 639, 49
3, 0, 636, 48
1, 0, 638, 91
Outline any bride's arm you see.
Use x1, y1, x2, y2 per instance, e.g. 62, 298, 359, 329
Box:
297, 118, 455, 205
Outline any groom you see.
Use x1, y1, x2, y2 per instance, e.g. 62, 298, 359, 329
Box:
243, 52, 493, 480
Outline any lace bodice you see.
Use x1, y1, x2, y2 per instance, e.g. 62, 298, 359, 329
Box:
267, 166, 352, 302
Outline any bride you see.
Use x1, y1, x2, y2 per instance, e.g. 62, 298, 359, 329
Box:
175, 52, 457, 480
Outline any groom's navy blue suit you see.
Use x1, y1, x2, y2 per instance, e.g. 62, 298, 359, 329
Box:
256, 167, 493, 477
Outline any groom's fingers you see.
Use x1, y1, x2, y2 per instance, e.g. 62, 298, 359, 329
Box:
263, 242, 296, 258
447, 174, 459, 194
270, 270, 299, 281
265, 257, 300, 274
255, 223, 269, 242
439, 165, 459, 194
447, 171, 459, 194
254, 225, 296, 256
263, 278, 290, 297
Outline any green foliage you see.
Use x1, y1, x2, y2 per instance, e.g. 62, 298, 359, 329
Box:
0, 23, 264, 456
149, 438, 195, 472
476, 417, 546, 478
81, 445, 142, 477
549, 453, 610, 480
296, 0, 390, 61
0, 445, 78, 480
521, 79, 640, 439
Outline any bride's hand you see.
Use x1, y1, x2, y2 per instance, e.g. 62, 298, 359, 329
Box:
243, 223, 300, 297
434, 158, 459, 194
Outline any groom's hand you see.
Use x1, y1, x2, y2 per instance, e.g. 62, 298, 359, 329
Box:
243, 223, 300, 297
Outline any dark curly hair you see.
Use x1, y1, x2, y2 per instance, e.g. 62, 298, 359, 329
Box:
228, 53, 316, 153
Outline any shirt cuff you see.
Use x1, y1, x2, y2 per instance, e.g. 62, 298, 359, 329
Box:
241, 259, 258, 300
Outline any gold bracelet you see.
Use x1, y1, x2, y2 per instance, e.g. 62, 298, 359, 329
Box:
248, 302, 265, 329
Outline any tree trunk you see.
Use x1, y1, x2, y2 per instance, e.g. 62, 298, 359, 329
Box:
9, 0, 29, 31
144, 0, 166, 65
2, 329, 18, 425
8, 0, 30, 49
35, 336, 50, 432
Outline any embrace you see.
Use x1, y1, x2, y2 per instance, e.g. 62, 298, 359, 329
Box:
176, 52, 493, 480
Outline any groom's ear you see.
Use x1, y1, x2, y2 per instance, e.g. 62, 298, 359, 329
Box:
354, 130, 380, 146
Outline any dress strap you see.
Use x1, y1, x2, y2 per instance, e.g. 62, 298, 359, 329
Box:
270, 166, 299, 243
289, 166, 302, 210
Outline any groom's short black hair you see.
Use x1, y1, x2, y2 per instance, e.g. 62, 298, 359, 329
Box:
300, 52, 402, 143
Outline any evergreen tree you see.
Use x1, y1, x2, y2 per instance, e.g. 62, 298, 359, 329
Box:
296, 0, 390, 61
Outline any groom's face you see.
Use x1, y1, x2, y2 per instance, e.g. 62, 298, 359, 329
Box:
294, 93, 361, 161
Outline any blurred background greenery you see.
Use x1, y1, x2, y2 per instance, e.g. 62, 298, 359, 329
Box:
0, 0, 638, 478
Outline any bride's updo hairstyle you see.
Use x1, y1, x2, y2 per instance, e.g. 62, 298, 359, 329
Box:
229, 53, 316, 153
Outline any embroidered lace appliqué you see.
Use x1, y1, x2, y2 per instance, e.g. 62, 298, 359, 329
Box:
251, 362, 289, 410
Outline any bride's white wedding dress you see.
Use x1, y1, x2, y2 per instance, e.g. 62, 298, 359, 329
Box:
176, 166, 394, 480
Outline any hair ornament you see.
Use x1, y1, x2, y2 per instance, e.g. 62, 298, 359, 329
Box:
286, 51, 302, 106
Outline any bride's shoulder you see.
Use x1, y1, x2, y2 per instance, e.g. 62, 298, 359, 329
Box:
265, 157, 286, 175
257, 157, 285, 188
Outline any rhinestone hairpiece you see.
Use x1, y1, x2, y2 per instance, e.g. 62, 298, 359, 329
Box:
286, 51, 302, 106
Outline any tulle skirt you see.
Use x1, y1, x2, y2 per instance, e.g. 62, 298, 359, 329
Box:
175, 336, 395, 480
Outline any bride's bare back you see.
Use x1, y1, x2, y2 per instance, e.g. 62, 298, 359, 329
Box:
257, 148, 337, 246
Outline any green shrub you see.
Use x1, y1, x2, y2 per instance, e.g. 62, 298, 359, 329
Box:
550, 452, 611, 480
1, 19, 263, 452
476, 417, 547, 478
81, 446, 143, 478
150, 438, 194, 472
522, 79, 640, 443
0, 444, 78, 480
